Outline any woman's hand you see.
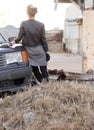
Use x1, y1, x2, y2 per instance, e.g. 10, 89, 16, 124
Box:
11, 40, 16, 45
46, 52, 50, 62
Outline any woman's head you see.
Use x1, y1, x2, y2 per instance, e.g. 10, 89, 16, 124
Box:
27, 5, 37, 18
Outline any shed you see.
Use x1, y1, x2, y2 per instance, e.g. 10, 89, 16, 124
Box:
56, 0, 94, 73
64, 4, 83, 54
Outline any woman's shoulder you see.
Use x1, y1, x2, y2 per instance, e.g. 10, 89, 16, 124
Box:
20, 20, 44, 28
20, 20, 27, 25
35, 20, 44, 26
20, 20, 31, 27
21, 20, 29, 24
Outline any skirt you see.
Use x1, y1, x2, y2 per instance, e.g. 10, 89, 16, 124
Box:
24, 45, 47, 66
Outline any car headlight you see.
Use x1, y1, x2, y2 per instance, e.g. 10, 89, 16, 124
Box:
6, 52, 23, 64
5, 51, 28, 64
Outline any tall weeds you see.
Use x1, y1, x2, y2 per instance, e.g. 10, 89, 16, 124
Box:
0, 81, 94, 130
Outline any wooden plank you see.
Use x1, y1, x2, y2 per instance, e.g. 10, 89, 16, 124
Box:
66, 73, 94, 81
49, 71, 94, 81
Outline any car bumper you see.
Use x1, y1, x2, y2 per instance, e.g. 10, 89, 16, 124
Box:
0, 63, 32, 81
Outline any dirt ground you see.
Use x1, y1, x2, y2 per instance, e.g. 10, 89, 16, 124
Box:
48, 53, 83, 73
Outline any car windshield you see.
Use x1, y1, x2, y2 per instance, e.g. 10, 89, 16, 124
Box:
0, 34, 6, 44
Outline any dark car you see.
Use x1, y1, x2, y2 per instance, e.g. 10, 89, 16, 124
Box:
0, 33, 32, 93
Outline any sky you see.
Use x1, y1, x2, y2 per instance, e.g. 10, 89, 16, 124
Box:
0, 0, 71, 30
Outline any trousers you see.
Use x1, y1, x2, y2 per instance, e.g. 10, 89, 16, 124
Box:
31, 65, 48, 82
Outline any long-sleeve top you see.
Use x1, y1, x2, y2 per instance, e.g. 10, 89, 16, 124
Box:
15, 19, 48, 52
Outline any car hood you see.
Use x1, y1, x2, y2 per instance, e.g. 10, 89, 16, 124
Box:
0, 44, 24, 54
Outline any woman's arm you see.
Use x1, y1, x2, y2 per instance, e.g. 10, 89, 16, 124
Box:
15, 22, 25, 43
41, 24, 49, 52
11, 22, 25, 45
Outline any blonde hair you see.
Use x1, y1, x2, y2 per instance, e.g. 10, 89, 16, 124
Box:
27, 5, 37, 17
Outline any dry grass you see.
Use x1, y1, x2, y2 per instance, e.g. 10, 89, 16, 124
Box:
0, 81, 94, 130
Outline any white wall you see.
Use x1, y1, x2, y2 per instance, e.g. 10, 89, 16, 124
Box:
82, 10, 94, 72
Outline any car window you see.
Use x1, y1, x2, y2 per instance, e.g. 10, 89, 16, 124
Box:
0, 34, 6, 44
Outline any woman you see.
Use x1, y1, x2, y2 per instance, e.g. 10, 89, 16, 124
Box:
11, 5, 49, 84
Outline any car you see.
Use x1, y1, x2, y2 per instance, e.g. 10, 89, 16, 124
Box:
0, 32, 32, 93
